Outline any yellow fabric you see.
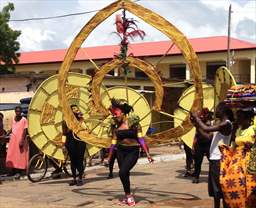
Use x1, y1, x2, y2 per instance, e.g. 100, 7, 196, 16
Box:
235, 126, 255, 146
61, 136, 66, 143
137, 132, 143, 138
86, 144, 101, 157
111, 139, 117, 145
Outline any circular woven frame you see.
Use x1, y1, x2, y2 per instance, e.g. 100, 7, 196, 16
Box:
91, 57, 163, 115
58, 0, 203, 146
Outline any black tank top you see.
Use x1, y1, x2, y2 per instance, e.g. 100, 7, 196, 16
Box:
115, 129, 138, 140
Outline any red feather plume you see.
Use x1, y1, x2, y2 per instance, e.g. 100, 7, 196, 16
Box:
115, 14, 124, 34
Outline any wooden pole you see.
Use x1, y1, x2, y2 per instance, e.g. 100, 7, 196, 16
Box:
227, 4, 232, 70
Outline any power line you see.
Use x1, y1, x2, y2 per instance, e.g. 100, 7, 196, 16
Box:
10, 0, 141, 22
10, 9, 100, 22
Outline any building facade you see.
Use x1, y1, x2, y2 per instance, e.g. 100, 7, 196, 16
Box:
0, 36, 255, 130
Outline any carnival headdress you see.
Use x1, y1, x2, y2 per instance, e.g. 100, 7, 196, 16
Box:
110, 98, 133, 115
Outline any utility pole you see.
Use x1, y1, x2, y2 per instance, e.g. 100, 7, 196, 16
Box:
227, 4, 232, 70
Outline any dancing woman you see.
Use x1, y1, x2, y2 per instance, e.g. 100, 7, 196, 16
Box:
191, 102, 234, 208
107, 98, 153, 206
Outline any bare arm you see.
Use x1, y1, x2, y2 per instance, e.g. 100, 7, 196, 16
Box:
192, 114, 231, 135
197, 127, 213, 140
137, 125, 154, 163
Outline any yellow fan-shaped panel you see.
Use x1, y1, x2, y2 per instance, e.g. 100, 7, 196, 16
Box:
28, 73, 101, 160
214, 66, 237, 109
174, 84, 214, 148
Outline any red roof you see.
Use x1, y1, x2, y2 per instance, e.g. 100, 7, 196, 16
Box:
18, 36, 256, 65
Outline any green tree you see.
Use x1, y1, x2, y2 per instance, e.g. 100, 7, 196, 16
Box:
0, 3, 21, 74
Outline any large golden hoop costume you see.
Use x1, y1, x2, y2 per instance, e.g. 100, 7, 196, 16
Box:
58, 0, 203, 147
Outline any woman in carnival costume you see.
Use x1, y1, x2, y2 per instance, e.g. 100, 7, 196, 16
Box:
191, 102, 234, 208
107, 98, 154, 206
219, 108, 256, 208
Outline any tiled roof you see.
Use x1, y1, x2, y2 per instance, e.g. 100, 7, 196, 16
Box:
18, 36, 256, 64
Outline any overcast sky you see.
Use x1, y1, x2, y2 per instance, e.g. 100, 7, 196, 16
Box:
1, 0, 255, 52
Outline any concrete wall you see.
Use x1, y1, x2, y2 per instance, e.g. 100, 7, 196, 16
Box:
232, 60, 251, 83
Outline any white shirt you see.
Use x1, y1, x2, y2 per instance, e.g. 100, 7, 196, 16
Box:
209, 120, 232, 160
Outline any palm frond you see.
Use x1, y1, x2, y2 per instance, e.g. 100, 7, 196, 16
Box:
126, 30, 146, 40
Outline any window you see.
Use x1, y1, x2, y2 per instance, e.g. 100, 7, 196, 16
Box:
206, 62, 226, 81
107, 70, 115, 76
169, 64, 186, 80
135, 69, 147, 78
86, 68, 96, 76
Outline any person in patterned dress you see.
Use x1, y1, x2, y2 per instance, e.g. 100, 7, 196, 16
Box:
219, 108, 256, 208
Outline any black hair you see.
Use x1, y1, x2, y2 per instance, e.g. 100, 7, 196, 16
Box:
217, 102, 234, 122
111, 98, 133, 115
70, 104, 78, 108
15, 106, 22, 111
237, 109, 254, 122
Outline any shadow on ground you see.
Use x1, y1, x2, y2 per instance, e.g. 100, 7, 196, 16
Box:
71, 186, 202, 205
175, 169, 208, 183
38, 171, 152, 186
145, 198, 212, 208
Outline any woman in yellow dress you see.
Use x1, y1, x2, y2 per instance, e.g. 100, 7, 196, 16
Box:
219, 108, 256, 208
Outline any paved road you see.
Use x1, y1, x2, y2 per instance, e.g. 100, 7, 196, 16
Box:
0, 155, 213, 208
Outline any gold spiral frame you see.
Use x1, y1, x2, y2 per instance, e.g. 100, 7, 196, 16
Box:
91, 57, 163, 115
58, 0, 203, 146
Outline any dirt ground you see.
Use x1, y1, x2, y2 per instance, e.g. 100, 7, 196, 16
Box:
0, 147, 216, 208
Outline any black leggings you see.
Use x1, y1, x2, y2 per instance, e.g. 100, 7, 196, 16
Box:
193, 143, 210, 178
66, 137, 86, 179
116, 145, 139, 195
184, 143, 193, 172
109, 149, 117, 175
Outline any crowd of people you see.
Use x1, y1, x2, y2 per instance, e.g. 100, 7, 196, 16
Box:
1, 99, 256, 207
183, 102, 256, 208
0, 106, 29, 179
0, 100, 154, 206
